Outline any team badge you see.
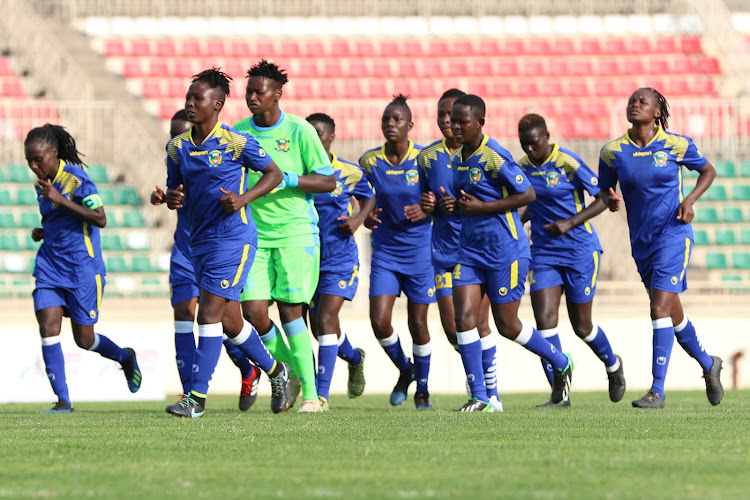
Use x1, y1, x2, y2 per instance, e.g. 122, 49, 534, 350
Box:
498, 287, 508, 296
275, 138, 291, 153
208, 150, 222, 165
405, 169, 419, 185
469, 167, 482, 184
338, 280, 346, 289
220, 279, 229, 289
331, 181, 343, 196
653, 151, 668, 167
545, 171, 560, 187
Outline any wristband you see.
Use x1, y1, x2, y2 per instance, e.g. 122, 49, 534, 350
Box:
283, 172, 299, 188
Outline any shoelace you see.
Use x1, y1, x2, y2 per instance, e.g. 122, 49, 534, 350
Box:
270, 368, 287, 397
180, 395, 197, 408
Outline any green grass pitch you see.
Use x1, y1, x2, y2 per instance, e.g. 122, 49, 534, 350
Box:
1, 390, 748, 499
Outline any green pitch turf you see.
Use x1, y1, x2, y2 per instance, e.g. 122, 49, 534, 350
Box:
1, 391, 748, 499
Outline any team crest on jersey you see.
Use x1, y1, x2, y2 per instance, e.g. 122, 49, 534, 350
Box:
653, 151, 668, 167
405, 169, 419, 185
545, 171, 560, 187
331, 181, 343, 196
208, 150, 222, 165
469, 167, 482, 184
275, 138, 291, 153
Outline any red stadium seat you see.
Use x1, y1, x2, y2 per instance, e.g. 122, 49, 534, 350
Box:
566, 79, 589, 96
279, 40, 301, 57
331, 39, 351, 57
147, 60, 170, 77
548, 58, 568, 76
228, 40, 251, 58
681, 37, 702, 54
428, 40, 450, 57
297, 59, 319, 78
366, 80, 389, 98
121, 59, 143, 78
550, 38, 575, 55
667, 79, 690, 96
347, 59, 369, 77
692, 76, 716, 95
173, 59, 196, 78
179, 39, 203, 57
503, 38, 524, 55
289, 80, 314, 99
159, 100, 180, 119
166, 80, 186, 98
130, 39, 151, 57
379, 40, 401, 57
104, 39, 126, 57
517, 80, 539, 97
422, 59, 444, 77
537, 100, 558, 117
478, 39, 501, 56
155, 39, 176, 58
467, 81, 488, 97
343, 80, 363, 98
489, 80, 512, 98
596, 58, 619, 76
497, 60, 519, 76
448, 60, 468, 77
622, 58, 644, 75
321, 60, 344, 77
415, 80, 436, 98
304, 40, 325, 57
630, 37, 651, 54
354, 40, 376, 58
404, 40, 425, 57
560, 100, 583, 118
397, 60, 418, 77
580, 39, 602, 55
586, 99, 608, 118
205, 39, 227, 57
1, 79, 24, 97
698, 57, 721, 74
655, 37, 677, 53
472, 60, 493, 77
571, 60, 592, 76
528, 38, 552, 55
319, 80, 339, 98
141, 80, 163, 98
604, 38, 626, 54
222, 60, 244, 79
372, 60, 393, 78
542, 80, 563, 96
647, 59, 670, 75
673, 54, 698, 73
453, 40, 475, 56
254, 40, 275, 57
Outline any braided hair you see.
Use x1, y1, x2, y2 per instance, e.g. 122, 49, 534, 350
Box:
24, 124, 85, 167
247, 59, 289, 87
387, 93, 412, 121
646, 87, 671, 130
192, 67, 232, 98
306, 112, 335, 132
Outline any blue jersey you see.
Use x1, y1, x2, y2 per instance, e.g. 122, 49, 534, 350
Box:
598, 127, 708, 260
360, 141, 431, 265
166, 121, 272, 246
34, 160, 106, 287
519, 144, 602, 264
418, 139, 463, 269
452, 135, 531, 268
314, 153, 375, 272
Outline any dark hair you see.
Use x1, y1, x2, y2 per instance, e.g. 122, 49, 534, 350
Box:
24, 124, 85, 167
454, 94, 485, 119
646, 87, 671, 130
440, 88, 466, 100
306, 112, 335, 132
518, 113, 548, 134
192, 67, 232, 98
386, 93, 412, 120
247, 59, 289, 87
172, 109, 189, 122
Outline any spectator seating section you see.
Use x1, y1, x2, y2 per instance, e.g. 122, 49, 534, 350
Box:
0, 57, 61, 139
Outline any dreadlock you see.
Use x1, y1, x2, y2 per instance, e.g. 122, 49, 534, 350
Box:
24, 124, 85, 167
454, 94, 486, 120
439, 88, 466, 101
646, 87, 671, 130
306, 112, 335, 132
387, 93, 412, 121
518, 113, 548, 135
192, 68, 232, 98
247, 59, 289, 87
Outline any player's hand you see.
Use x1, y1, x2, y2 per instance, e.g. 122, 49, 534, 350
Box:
364, 207, 383, 230
337, 215, 359, 236
677, 199, 695, 223
404, 203, 427, 222
545, 219, 574, 236
419, 191, 436, 215
439, 186, 456, 214
457, 190, 483, 215
31, 227, 44, 242
605, 188, 621, 212
218, 188, 244, 213
166, 185, 185, 209
150, 185, 165, 205
38, 178, 64, 204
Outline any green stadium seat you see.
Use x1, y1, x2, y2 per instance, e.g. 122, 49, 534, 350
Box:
0, 188, 12, 205
0, 234, 21, 250
732, 252, 750, 269
713, 160, 736, 178
0, 166, 6, 182
16, 189, 38, 205
741, 229, 750, 245
694, 207, 718, 223
740, 160, 750, 177
87, 164, 109, 183
105, 212, 119, 227
0, 278, 11, 298
24, 234, 41, 250
106, 256, 128, 273
721, 273, 742, 282
693, 229, 709, 245
122, 210, 146, 227
9, 164, 33, 183
706, 252, 728, 269
11, 277, 33, 295
116, 187, 142, 205
704, 186, 727, 201
19, 212, 41, 228
722, 207, 744, 223
732, 185, 750, 201
131, 255, 153, 272
683, 184, 694, 197
714, 229, 736, 245
100, 233, 123, 250
98, 187, 116, 205
0, 213, 16, 227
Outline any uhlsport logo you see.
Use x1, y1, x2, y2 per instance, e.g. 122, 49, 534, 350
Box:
89, 309, 97, 319
515, 174, 524, 183
656, 356, 667, 365
338, 280, 347, 289
405, 169, 419, 185
498, 287, 508, 296
208, 150, 222, 165
584, 286, 591, 296
671, 276, 678, 285
653, 151, 668, 167
469, 167, 482, 184
275, 137, 291, 153
220, 279, 229, 289
331, 181, 343, 196
545, 171, 560, 187
591, 176, 598, 185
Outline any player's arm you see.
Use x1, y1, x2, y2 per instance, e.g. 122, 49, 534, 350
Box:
38, 178, 107, 228
224, 161, 284, 211
597, 151, 620, 212
294, 172, 336, 193
546, 195, 606, 236
678, 161, 716, 223
458, 186, 536, 216
165, 143, 185, 210
338, 195, 377, 236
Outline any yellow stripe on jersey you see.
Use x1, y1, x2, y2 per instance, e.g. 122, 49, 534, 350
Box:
679, 238, 691, 281
678, 166, 684, 203
95, 274, 103, 311
232, 244, 250, 286
591, 251, 599, 288
83, 222, 94, 257
573, 190, 593, 234
510, 260, 518, 290
239, 168, 248, 225
502, 186, 519, 239
349, 264, 359, 286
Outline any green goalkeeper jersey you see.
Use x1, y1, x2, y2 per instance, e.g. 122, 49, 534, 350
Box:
234, 111, 333, 247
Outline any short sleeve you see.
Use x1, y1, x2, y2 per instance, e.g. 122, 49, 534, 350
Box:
597, 147, 617, 192
76, 169, 103, 209
493, 154, 532, 195
681, 136, 709, 171
240, 134, 272, 173
299, 123, 334, 176
573, 160, 601, 197
166, 140, 182, 189
350, 167, 375, 201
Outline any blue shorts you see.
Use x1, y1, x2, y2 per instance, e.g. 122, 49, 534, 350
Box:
434, 266, 455, 299
529, 251, 601, 304
369, 258, 436, 304
635, 239, 692, 293
453, 259, 529, 304
314, 265, 360, 302
33, 274, 105, 325
192, 240, 256, 302
169, 246, 199, 306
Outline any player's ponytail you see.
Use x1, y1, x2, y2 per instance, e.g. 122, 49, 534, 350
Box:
648, 87, 671, 130
25, 124, 86, 167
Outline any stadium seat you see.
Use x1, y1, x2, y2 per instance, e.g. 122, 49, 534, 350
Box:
130, 39, 151, 57
100, 233, 123, 251
733, 252, 750, 269
542, 81, 563, 96
343, 80, 363, 98
715, 229, 736, 245
740, 229, 750, 245
229, 40, 251, 58
705, 252, 728, 269
655, 37, 678, 53
713, 160, 736, 177
321, 60, 344, 77
428, 40, 450, 57
379, 40, 401, 57
566, 80, 589, 97
372, 60, 393, 78
279, 40, 302, 57
692, 76, 716, 95
122, 59, 143, 78
571, 59, 593, 76
98, 188, 116, 206
497, 60, 519, 77
503, 38, 524, 55
122, 211, 147, 227
131, 255, 153, 273
179, 39, 204, 57
740, 160, 750, 177
0, 213, 15, 227
522, 60, 542, 76
453, 40, 475, 57
422, 59, 444, 77
0, 233, 21, 250
104, 39, 126, 57
106, 256, 128, 273
694, 207, 719, 223
630, 37, 651, 53
681, 37, 702, 54
397, 60, 418, 78
331, 39, 351, 57
20, 212, 40, 228
732, 185, 750, 201
304, 40, 325, 57
0, 188, 12, 205
155, 39, 177, 58
723, 207, 744, 223
87, 164, 109, 184
16, 190, 37, 205
478, 39, 501, 56
704, 185, 727, 201
579, 38, 602, 54
289, 80, 313, 99
693, 229, 709, 245
528, 38, 552, 55
604, 38, 626, 54
117, 187, 142, 206
142, 80, 163, 99
548, 59, 568, 76
205, 39, 227, 57
354, 40, 376, 58
698, 57, 721, 74
647, 59, 670, 75
622, 58, 644, 75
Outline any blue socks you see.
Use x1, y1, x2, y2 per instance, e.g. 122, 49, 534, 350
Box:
88, 333, 129, 363
413, 341, 431, 393
41, 337, 70, 405
674, 317, 713, 372
582, 325, 617, 369
230, 320, 277, 374
337, 331, 362, 365
651, 318, 675, 399
480, 334, 499, 400
174, 321, 195, 394
458, 328, 487, 401
316, 334, 338, 400
378, 332, 412, 372
191, 323, 224, 397
514, 323, 569, 371
538, 328, 560, 386
222, 335, 253, 379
